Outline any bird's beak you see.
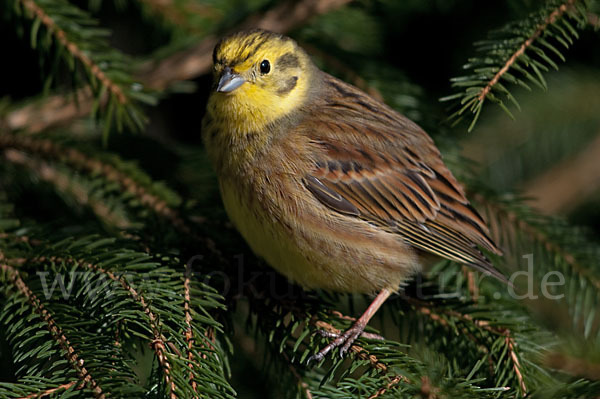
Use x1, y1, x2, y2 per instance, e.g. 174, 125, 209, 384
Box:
216, 67, 246, 93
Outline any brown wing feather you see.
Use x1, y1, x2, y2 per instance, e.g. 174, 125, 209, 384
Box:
301, 74, 504, 280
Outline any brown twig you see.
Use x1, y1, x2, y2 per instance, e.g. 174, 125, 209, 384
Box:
18, 381, 79, 399
4, 0, 351, 133
18, 0, 126, 104
5, 88, 94, 133
0, 233, 42, 246
1, 264, 105, 398
183, 260, 198, 398
407, 297, 490, 363
418, 376, 441, 399
367, 375, 404, 399
506, 333, 527, 393
476, 0, 577, 103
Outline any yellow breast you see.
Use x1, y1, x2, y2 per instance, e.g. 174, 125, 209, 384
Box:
219, 177, 315, 286
219, 176, 417, 294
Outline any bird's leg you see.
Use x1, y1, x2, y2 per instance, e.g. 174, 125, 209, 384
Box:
309, 288, 392, 363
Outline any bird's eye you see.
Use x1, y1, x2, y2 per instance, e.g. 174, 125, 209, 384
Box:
260, 60, 271, 74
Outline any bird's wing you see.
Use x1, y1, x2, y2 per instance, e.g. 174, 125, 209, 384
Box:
301, 75, 504, 281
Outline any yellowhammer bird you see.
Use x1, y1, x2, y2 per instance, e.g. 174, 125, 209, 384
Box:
202, 29, 505, 362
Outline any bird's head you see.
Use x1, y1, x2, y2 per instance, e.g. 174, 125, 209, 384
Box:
208, 29, 315, 133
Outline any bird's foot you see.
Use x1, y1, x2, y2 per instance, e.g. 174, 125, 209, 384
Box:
308, 322, 383, 364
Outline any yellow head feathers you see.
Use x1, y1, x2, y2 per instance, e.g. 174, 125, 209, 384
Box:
206, 29, 315, 137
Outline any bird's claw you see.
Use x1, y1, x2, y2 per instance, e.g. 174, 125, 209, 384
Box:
308, 322, 370, 364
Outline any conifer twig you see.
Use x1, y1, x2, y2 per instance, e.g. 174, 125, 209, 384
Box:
367, 376, 404, 399
312, 317, 415, 397
1, 263, 105, 399
506, 333, 527, 393
462, 266, 479, 300
476, 0, 577, 103
183, 260, 198, 398
18, 0, 127, 104
5, 88, 94, 133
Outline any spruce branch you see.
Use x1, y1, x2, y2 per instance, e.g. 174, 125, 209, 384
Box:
83, 258, 179, 398
4, 87, 92, 134
244, 279, 505, 398
473, 192, 600, 293
237, 277, 416, 395
476, 0, 576, 105
0, 134, 196, 236
404, 296, 527, 394
470, 190, 600, 347
0, 229, 235, 399
311, 318, 405, 375
17, 0, 126, 104
184, 259, 200, 398
442, 0, 592, 131
3, 149, 132, 229
1, 263, 105, 398
7, 0, 155, 133
3, 0, 351, 134
366, 375, 404, 399
24, 255, 179, 397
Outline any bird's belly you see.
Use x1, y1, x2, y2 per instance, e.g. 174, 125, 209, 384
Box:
220, 179, 418, 293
